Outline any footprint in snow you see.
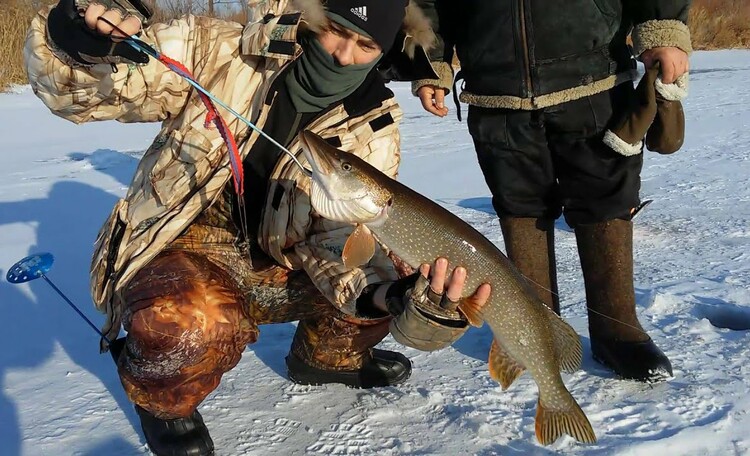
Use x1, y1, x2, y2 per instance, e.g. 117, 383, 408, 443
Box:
696, 300, 750, 331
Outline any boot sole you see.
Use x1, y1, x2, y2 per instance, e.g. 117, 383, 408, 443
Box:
592, 353, 672, 383
591, 339, 673, 383
286, 350, 411, 388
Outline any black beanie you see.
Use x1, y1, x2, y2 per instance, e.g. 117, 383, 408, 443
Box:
324, 0, 409, 53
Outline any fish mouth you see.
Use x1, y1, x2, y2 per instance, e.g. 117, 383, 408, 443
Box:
299, 129, 340, 212
299, 130, 386, 224
299, 130, 336, 178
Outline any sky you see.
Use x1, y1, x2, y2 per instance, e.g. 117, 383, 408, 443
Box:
0, 50, 748, 455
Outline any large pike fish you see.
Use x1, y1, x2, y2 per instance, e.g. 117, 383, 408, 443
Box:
299, 131, 596, 445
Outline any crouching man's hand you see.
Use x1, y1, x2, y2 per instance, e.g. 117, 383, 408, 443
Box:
47, 0, 153, 65
381, 258, 491, 351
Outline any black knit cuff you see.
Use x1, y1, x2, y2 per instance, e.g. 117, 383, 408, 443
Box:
355, 284, 390, 319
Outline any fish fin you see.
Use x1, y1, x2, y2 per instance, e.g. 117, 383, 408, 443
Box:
342, 224, 376, 268
535, 397, 597, 445
488, 339, 525, 390
457, 297, 484, 327
544, 306, 583, 373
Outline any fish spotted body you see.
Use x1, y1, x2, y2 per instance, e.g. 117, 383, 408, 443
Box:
299, 131, 596, 445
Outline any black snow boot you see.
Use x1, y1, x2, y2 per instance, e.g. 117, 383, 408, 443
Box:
134, 405, 215, 456
286, 348, 412, 388
590, 338, 673, 383
109, 338, 214, 456
575, 219, 673, 382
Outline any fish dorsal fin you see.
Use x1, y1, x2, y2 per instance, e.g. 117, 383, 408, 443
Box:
543, 306, 583, 373
489, 339, 526, 390
342, 224, 376, 268
457, 297, 484, 328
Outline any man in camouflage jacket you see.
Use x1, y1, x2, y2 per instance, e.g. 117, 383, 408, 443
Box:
25, 0, 490, 454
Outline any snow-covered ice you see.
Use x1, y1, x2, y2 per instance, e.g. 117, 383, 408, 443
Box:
1, 51, 749, 455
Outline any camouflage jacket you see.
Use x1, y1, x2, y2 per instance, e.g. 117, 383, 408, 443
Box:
25, 0, 429, 343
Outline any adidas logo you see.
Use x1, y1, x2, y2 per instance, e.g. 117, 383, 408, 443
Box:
350, 6, 368, 21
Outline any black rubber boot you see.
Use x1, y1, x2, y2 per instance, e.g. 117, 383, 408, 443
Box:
134, 405, 215, 456
109, 338, 214, 456
590, 338, 673, 382
286, 348, 412, 388
575, 219, 674, 383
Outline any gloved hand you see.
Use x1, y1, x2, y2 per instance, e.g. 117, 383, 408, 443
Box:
47, 0, 153, 65
386, 259, 490, 351
646, 72, 687, 154
603, 62, 688, 156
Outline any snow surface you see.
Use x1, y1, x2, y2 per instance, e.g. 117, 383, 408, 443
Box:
1, 51, 749, 456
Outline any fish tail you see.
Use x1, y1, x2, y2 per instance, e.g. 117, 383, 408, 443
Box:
535, 393, 597, 445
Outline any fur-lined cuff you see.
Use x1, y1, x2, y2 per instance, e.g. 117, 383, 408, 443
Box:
457, 72, 635, 110
655, 73, 689, 101
603, 130, 643, 157
632, 19, 693, 56
411, 61, 453, 96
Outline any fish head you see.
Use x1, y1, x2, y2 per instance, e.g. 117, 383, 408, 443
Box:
299, 130, 392, 225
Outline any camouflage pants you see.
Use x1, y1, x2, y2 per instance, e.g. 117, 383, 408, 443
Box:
115, 194, 391, 419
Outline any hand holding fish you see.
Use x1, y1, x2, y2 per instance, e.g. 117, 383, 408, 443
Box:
301, 130, 597, 445
383, 257, 491, 311
418, 257, 491, 311
377, 257, 490, 352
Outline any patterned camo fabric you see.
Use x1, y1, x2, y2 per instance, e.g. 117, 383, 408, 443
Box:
117, 193, 390, 418
24, 0, 403, 347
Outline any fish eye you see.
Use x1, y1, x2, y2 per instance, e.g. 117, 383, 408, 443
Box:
342, 162, 352, 171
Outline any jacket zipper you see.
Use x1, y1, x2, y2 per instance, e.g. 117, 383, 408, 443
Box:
518, 0, 534, 97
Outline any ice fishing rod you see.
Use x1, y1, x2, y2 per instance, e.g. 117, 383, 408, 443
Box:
110, 23, 312, 179
6, 253, 112, 346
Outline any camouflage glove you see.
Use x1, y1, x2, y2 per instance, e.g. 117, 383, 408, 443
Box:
386, 272, 469, 351
47, 0, 153, 65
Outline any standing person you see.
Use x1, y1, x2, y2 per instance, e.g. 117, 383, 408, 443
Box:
413, 0, 692, 382
25, 0, 491, 454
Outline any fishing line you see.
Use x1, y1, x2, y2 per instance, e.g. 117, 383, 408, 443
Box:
99, 16, 312, 252
99, 17, 313, 179
101, 19, 650, 338
584, 307, 650, 335
522, 275, 649, 336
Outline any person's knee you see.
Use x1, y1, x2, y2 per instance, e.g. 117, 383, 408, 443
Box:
494, 193, 562, 221
562, 186, 640, 228
122, 250, 257, 370
117, 252, 258, 419
126, 301, 207, 369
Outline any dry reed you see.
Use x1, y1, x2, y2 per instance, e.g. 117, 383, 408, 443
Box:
689, 0, 750, 50
2, 0, 749, 92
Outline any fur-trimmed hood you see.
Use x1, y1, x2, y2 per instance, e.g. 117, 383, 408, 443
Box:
244, 0, 435, 59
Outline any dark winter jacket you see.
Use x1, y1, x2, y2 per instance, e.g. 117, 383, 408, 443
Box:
413, 0, 693, 110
